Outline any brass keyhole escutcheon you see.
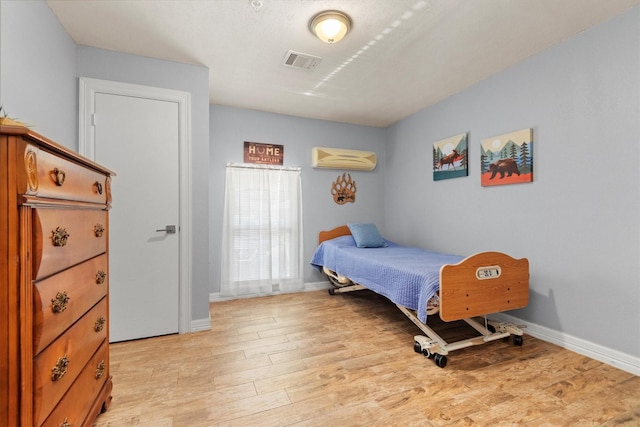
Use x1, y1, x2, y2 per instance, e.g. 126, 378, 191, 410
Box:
94, 223, 105, 238
96, 360, 106, 379
96, 270, 107, 285
51, 355, 69, 382
94, 316, 106, 333
51, 291, 70, 313
52, 227, 70, 246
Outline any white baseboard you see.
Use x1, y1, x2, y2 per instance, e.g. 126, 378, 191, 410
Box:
190, 315, 211, 332
491, 312, 640, 376
209, 281, 331, 302
301, 281, 332, 292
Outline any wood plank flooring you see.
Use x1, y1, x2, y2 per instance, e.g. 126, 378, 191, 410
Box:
94, 290, 639, 426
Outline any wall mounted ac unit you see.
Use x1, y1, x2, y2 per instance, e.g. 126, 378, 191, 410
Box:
311, 147, 377, 171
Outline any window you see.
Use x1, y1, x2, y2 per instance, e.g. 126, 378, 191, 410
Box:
220, 164, 303, 297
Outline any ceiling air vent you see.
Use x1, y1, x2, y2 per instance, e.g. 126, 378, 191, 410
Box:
282, 50, 321, 71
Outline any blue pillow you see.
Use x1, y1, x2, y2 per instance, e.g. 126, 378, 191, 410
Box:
347, 223, 387, 248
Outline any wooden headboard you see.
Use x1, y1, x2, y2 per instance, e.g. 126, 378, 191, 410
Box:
318, 225, 351, 244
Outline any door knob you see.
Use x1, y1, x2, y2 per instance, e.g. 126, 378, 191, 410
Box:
155, 225, 176, 234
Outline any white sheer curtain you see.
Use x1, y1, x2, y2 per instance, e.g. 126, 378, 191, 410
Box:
221, 163, 303, 298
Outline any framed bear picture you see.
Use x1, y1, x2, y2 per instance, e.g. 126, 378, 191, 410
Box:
480, 128, 533, 187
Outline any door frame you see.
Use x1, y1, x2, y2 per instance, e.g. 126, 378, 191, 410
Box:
78, 77, 192, 334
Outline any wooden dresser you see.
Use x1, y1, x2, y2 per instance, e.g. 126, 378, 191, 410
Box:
0, 124, 114, 426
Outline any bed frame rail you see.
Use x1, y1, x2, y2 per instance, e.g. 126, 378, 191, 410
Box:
397, 304, 525, 368
317, 226, 529, 368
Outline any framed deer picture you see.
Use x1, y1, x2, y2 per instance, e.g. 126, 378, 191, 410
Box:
480, 128, 533, 187
433, 133, 468, 181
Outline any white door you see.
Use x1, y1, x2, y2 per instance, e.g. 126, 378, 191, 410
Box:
91, 92, 180, 342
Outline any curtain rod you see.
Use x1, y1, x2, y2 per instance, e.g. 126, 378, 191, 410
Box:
226, 162, 301, 171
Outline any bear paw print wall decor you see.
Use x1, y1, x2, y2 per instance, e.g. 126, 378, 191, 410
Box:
331, 173, 356, 205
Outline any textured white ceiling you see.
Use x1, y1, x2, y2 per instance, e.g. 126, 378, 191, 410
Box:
47, 0, 639, 127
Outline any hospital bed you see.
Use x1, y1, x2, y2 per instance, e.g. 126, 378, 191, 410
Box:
310, 224, 529, 368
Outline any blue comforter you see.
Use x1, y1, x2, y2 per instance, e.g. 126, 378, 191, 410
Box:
310, 235, 464, 323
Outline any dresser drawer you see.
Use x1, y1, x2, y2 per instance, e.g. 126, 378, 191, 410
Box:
33, 254, 108, 355
40, 341, 109, 427
33, 208, 107, 280
33, 299, 107, 426
22, 143, 110, 204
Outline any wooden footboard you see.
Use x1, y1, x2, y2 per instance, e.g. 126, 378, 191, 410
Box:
439, 251, 529, 321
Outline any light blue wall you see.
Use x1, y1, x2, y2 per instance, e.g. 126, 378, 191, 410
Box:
385, 7, 640, 357
76, 46, 211, 322
0, 1, 211, 323
0, 0, 77, 145
209, 105, 386, 292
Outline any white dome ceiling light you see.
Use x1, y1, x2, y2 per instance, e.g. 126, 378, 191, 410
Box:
309, 10, 352, 44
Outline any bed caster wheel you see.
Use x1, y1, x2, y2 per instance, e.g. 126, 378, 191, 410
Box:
422, 349, 433, 358
513, 335, 524, 346
328, 288, 335, 295
433, 354, 447, 368
413, 341, 422, 353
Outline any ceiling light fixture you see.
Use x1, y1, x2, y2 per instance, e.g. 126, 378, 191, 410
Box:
250, 0, 263, 11
310, 10, 352, 44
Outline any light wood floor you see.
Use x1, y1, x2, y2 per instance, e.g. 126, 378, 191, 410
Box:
94, 290, 639, 426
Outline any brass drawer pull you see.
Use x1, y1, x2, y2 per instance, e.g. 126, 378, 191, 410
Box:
95, 181, 103, 195
94, 223, 105, 238
51, 355, 69, 382
52, 227, 70, 246
94, 316, 106, 333
96, 270, 107, 284
51, 291, 70, 313
60, 418, 71, 427
52, 168, 66, 186
96, 360, 106, 379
